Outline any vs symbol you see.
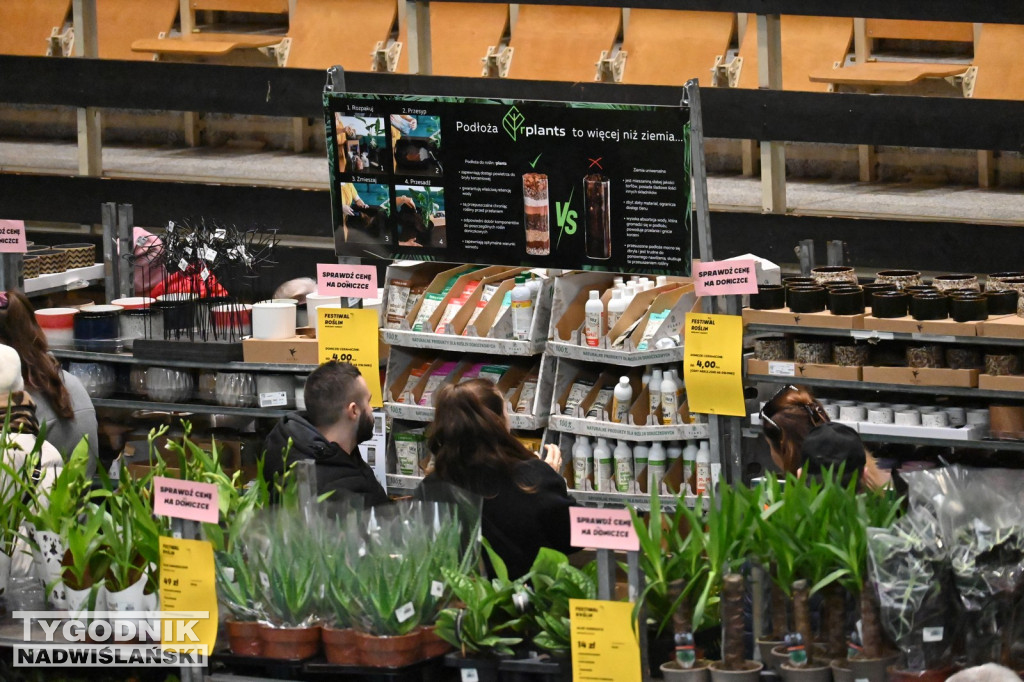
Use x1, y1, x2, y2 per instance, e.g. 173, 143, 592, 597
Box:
556, 200, 577, 234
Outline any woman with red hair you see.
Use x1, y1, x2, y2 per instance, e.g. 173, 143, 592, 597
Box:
759, 384, 889, 490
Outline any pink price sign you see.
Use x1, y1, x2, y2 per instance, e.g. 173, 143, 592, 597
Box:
153, 476, 219, 524
0, 220, 27, 253
694, 259, 759, 296
569, 507, 639, 552
317, 263, 378, 299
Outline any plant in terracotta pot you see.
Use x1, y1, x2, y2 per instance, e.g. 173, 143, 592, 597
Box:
436, 543, 526, 682
247, 510, 324, 661
321, 544, 359, 665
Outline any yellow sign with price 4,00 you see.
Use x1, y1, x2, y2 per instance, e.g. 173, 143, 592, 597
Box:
683, 312, 745, 416
317, 307, 382, 407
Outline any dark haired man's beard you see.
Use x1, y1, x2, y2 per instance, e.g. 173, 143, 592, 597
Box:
356, 409, 375, 445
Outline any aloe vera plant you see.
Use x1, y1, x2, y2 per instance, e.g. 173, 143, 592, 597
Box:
249, 512, 324, 628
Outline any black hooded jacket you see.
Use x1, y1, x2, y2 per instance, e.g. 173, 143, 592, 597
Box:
263, 411, 389, 506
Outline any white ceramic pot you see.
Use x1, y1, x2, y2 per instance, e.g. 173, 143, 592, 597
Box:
105, 573, 158, 641
305, 295, 342, 331
65, 583, 105, 618
31, 529, 67, 608
252, 302, 297, 340
110, 296, 155, 310
35, 308, 78, 349
0, 551, 12, 597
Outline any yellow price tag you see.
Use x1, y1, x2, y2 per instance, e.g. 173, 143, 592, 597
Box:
159, 537, 218, 656
570, 599, 641, 682
317, 307, 383, 407
683, 312, 745, 416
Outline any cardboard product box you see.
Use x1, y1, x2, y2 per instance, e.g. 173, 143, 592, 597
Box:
862, 366, 979, 388
742, 308, 866, 330
380, 261, 462, 329
918, 318, 981, 337
978, 374, 1024, 391
980, 315, 1024, 340
243, 328, 318, 364
746, 358, 862, 381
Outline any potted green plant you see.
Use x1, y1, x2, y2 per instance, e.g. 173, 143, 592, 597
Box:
631, 491, 717, 681
216, 544, 264, 657
320, 540, 359, 665
23, 437, 92, 608
59, 502, 110, 616
436, 542, 526, 682
0, 408, 44, 597
679, 482, 760, 682
249, 511, 324, 660
820, 484, 903, 682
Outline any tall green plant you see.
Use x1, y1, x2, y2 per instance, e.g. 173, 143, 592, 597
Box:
526, 548, 597, 653
0, 405, 43, 558
23, 437, 92, 535
60, 503, 110, 597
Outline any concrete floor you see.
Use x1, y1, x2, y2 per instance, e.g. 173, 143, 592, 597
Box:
4, 139, 1024, 226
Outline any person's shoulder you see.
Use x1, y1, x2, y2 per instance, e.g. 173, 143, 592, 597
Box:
516, 457, 569, 490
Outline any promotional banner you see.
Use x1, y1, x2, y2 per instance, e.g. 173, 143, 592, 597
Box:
317, 307, 383, 407
325, 93, 691, 275
570, 599, 641, 682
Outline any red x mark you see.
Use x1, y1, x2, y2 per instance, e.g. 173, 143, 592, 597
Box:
588, 157, 604, 170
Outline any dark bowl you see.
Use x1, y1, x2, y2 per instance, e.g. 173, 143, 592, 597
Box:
828, 287, 866, 316
904, 285, 938, 295
783, 276, 815, 288
909, 293, 949, 321
986, 289, 1019, 316
871, 291, 910, 319
787, 286, 827, 313
749, 285, 786, 310
950, 296, 988, 322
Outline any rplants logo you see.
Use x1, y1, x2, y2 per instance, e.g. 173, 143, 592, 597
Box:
502, 106, 525, 141
13, 611, 209, 668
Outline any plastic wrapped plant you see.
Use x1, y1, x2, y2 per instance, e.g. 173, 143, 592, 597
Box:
525, 548, 597, 654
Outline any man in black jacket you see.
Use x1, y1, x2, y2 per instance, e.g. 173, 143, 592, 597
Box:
264, 361, 389, 506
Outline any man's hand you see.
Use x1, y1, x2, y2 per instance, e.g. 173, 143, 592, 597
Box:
542, 443, 562, 472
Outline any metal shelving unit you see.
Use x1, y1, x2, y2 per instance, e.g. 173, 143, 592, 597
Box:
745, 324, 1024, 348
747, 373, 1024, 400
742, 427, 1024, 452
91, 398, 290, 418
53, 349, 317, 373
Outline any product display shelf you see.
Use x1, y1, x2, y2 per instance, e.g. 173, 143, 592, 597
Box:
91, 398, 290, 419
380, 328, 545, 356
544, 339, 687, 367
53, 349, 318, 374
385, 401, 547, 430
745, 323, 1024, 347
386, 474, 695, 511
746, 373, 1024, 400
23, 263, 104, 298
547, 414, 709, 442
741, 426, 1024, 452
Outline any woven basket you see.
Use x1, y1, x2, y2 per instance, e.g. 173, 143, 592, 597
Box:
55, 243, 96, 270
23, 256, 40, 280
33, 249, 68, 275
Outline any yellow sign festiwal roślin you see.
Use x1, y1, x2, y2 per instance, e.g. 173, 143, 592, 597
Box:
159, 536, 217, 655
317, 306, 383, 407
570, 598, 641, 682
683, 312, 745, 416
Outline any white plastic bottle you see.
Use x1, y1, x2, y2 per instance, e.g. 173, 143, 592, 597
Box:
611, 376, 632, 424
606, 289, 628, 331
613, 276, 624, 290
682, 440, 699, 494
573, 436, 593, 490
667, 441, 682, 465
660, 370, 679, 425
632, 442, 649, 484
623, 283, 637, 304
648, 369, 663, 422
594, 438, 613, 492
613, 440, 633, 492
647, 441, 667, 494
695, 441, 712, 495
525, 272, 542, 304
656, 275, 668, 287
583, 290, 604, 347
511, 275, 533, 340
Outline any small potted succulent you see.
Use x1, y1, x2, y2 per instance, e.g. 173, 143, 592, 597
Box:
216, 545, 263, 657
320, 528, 359, 665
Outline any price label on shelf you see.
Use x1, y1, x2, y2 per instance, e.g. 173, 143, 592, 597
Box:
0, 220, 27, 253
768, 361, 796, 377
159, 537, 218, 654
923, 627, 944, 642
318, 307, 382, 407
259, 391, 288, 408
461, 669, 480, 682
571, 599, 641, 682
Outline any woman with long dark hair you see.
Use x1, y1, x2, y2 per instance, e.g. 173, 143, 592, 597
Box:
419, 378, 575, 579
0, 291, 98, 476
